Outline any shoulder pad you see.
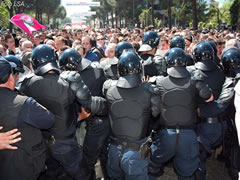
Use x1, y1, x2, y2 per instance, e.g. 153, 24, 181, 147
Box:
186, 65, 196, 73
148, 76, 157, 84
153, 56, 167, 76
153, 55, 164, 64
155, 75, 164, 85
60, 71, 82, 83
103, 79, 117, 90
18, 73, 34, 84
91, 61, 103, 69
142, 82, 160, 95
102, 79, 117, 96
142, 56, 153, 65
190, 69, 206, 81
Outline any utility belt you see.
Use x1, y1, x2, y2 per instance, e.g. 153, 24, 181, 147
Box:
110, 137, 141, 151
161, 125, 196, 129
201, 116, 223, 124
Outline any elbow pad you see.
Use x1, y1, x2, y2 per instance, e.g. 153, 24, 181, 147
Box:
90, 96, 107, 115
196, 81, 211, 100
61, 71, 91, 101
150, 94, 161, 117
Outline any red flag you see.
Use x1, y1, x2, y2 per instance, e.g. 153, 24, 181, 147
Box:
10, 14, 46, 37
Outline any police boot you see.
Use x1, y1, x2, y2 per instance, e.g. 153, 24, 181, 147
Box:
148, 161, 164, 177
194, 168, 206, 180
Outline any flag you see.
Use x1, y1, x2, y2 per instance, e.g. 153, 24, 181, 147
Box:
10, 14, 45, 37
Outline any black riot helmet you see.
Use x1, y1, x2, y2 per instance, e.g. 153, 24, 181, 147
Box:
165, 48, 190, 78
207, 41, 217, 56
139, 31, 160, 52
115, 41, 134, 59
170, 36, 186, 50
59, 48, 82, 71
31, 44, 59, 75
117, 51, 142, 88
4, 55, 24, 74
118, 51, 141, 76
193, 41, 214, 62
221, 48, 240, 77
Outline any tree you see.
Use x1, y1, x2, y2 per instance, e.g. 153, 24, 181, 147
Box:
0, 6, 9, 29
167, 0, 172, 28
192, 0, 198, 29
230, 0, 240, 29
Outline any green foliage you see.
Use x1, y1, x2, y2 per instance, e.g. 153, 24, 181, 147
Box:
0, 5, 9, 29
139, 9, 151, 27
154, 18, 161, 27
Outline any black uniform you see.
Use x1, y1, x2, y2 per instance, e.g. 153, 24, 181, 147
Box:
189, 42, 225, 179
102, 51, 161, 179
0, 88, 55, 180
79, 58, 110, 179
149, 48, 212, 179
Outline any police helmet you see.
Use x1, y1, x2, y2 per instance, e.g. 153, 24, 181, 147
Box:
118, 52, 141, 76
117, 51, 142, 88
139, 31, 160, 52
207, 41, 217, 56
115, 41, 134, 59
4, 55, 24, 74
59, 48, 82, 71
221, 48, 240, 77
32, 44, 59, 75
165, 48, 190, 78
193, 42, 214, 62
170, 36, 186, 50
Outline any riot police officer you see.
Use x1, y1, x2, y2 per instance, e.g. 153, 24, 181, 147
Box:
170, 36, 194, 66
103, 41, 135, 80
219, 48, 240, 179
187, 42, 225, 180
19, 45, 105, 180
0, 59, 55, 180
102, 51, 161, 179
59, 48, 110, 180
138, 31, 166, 77
148, 48, 213, 180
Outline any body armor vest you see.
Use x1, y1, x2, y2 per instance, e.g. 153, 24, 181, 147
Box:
22, 73, 77, 135
106, 83, 151, 141
0, 88, 45, 180
141, 54, 159, 77
195, 62, 225, 99
157, 76, 197, 127
80, 65, 106, 96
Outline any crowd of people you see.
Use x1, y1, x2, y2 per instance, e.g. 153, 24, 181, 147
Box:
0, 26, 240, 180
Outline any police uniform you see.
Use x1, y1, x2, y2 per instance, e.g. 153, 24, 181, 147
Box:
59, 48, 108, 179
149, 48, 212, 180
103, 52, 161, 180
187, 42, 225, 179
20, 45, 97, 179
0, 59, 55, 180
79, 58, 110, 179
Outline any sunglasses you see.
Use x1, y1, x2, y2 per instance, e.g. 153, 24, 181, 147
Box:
97, 38, 105, 41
